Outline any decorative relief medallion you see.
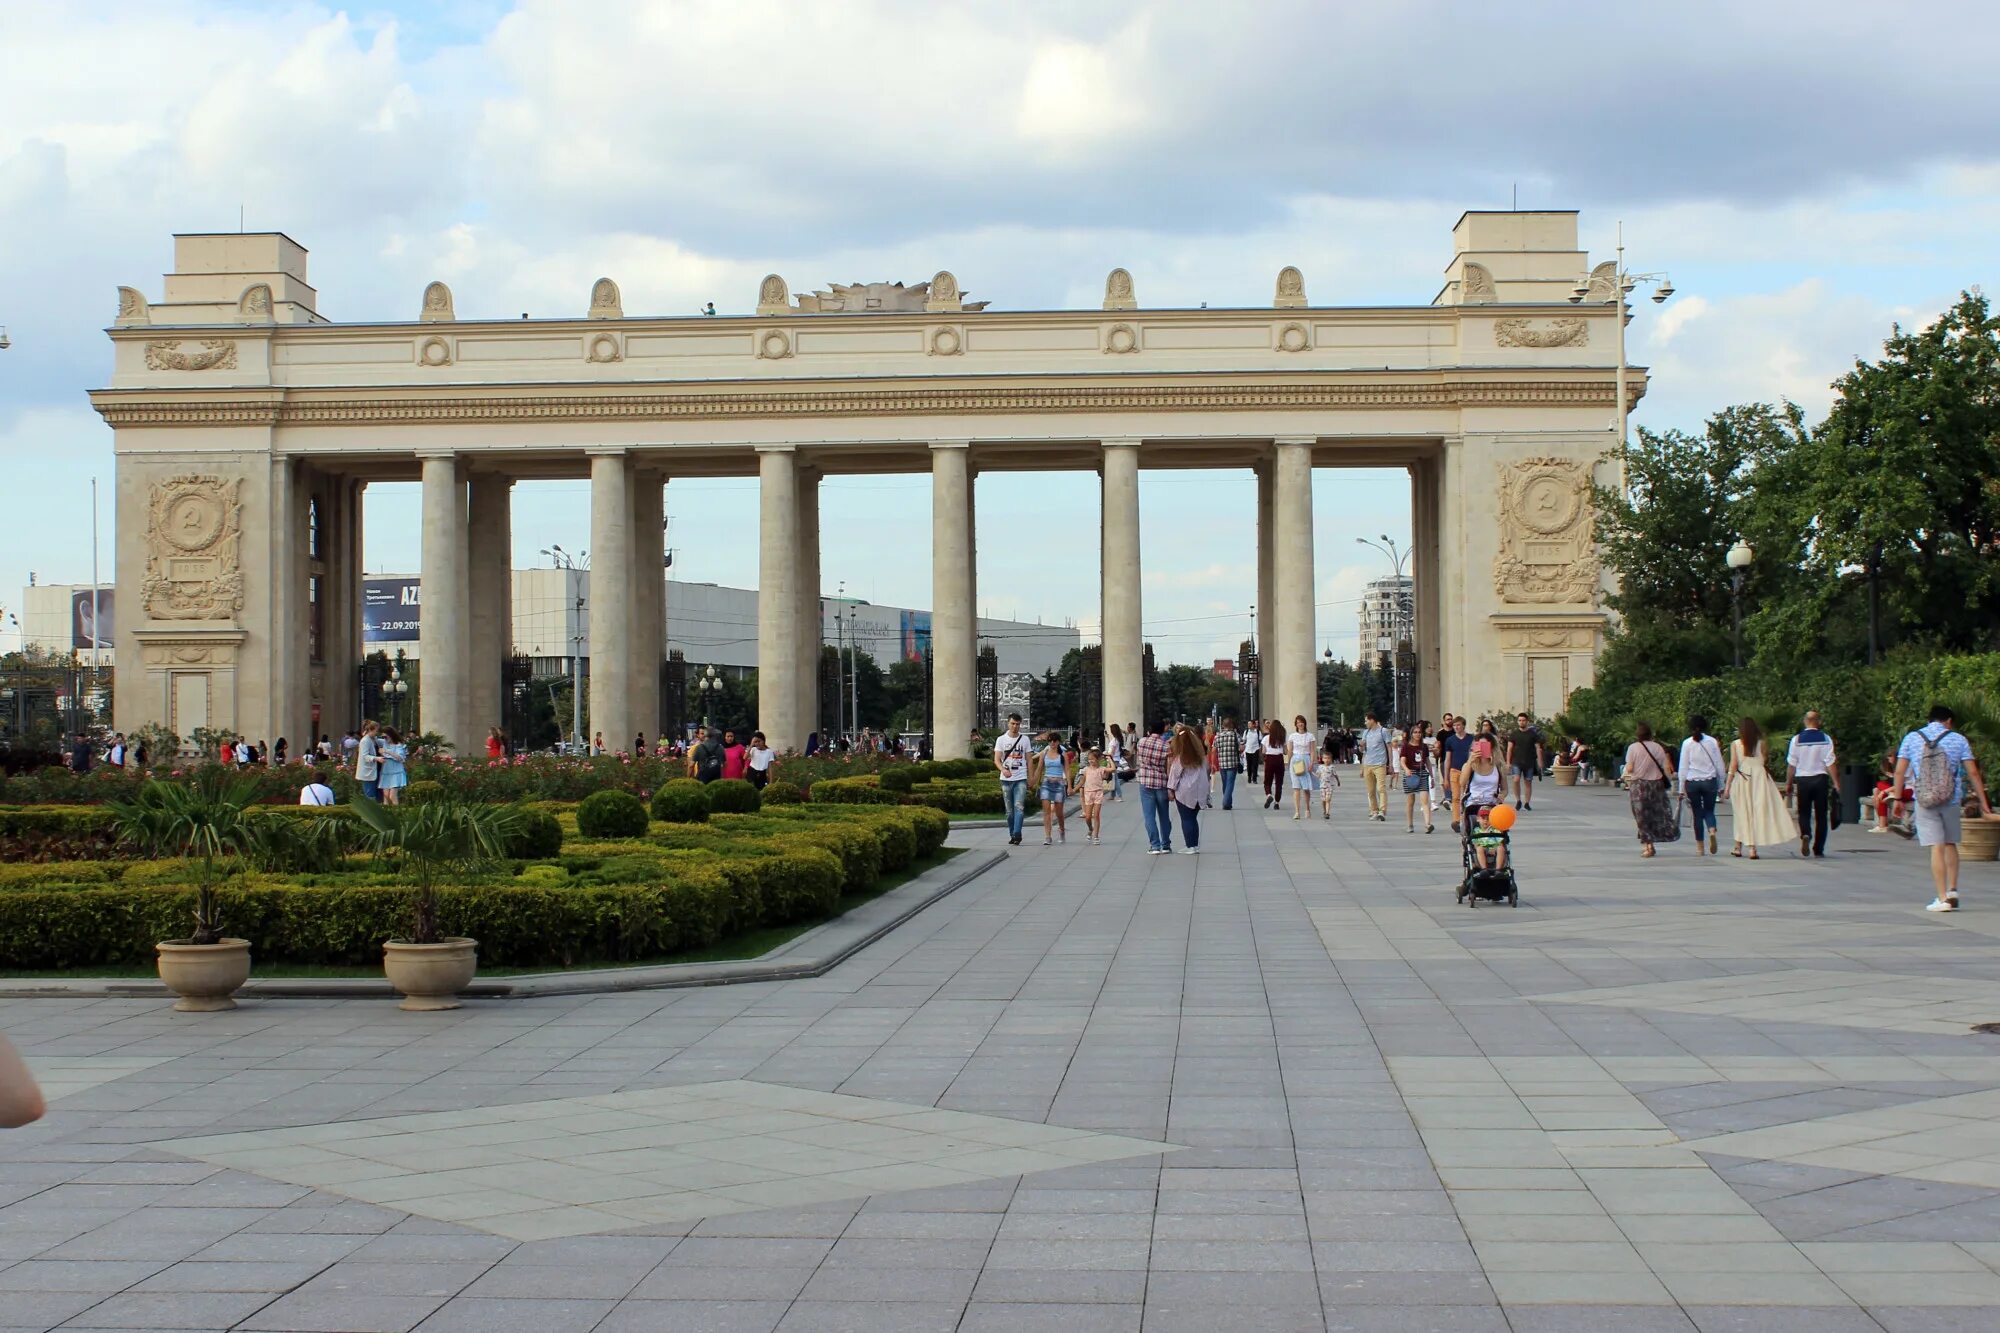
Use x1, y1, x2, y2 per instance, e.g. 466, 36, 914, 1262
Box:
1274, 266, 1307, 308
586, 333, 623, 363
1585, 260, 1619, 303
756, 274, 790, 316
1461, 262, 1496, 304
1103, 268, 1136, 311
1275, 321, 1311, 353
1102, 323, 1139, 355
1493, 457, 1599, 604
757, 329, 793, 360
144, 340, 238, 372
116, 286, 151, 326
142, 475, 244, 621
238, 283, 274, 322
1494, 317, 1588, 348
420, 281, 455, 322
588, 277, 622, 320
928, 326, 963, 357
417, 336, 453, 367
924, 271, 964, 313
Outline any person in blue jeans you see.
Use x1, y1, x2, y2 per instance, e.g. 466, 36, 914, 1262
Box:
992, 713, 1034, 846
1677, 714, 1726, 856
1136, 718, 1176, 854
1212, 716, 1243, 811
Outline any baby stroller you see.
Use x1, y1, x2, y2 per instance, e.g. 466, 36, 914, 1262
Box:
1456, 807, 1519, 908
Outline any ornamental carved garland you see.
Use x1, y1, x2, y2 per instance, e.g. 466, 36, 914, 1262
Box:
144, 339, 239, 371
1493, 457, 1599, 604
1494, 317, 1587, 348
141, 475, 245, 621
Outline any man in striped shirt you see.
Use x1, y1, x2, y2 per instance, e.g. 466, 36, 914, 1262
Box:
1212, 717, 1244, 811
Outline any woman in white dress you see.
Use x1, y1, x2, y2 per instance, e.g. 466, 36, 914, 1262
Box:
1722, 716, 1798, 859
1285, 713, 1317, 821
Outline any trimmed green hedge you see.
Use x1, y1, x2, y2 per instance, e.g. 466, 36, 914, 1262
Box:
760, 780, 804, 805
0, 801, 944, 970
810, 772, 1035, 816
576, 789, 650, 839
707, 779, 762, 814
650, 779, 711, 824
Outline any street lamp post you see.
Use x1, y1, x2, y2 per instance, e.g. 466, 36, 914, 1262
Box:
697, 664, 722, 731
542, 546, 589, 750
384, 652, 409, 732
1568, 224, 1675, 496
1726, 539, 1754, 669
1355, 535, 1412, 725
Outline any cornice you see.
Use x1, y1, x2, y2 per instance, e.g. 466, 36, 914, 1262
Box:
90, 374, 1649, 429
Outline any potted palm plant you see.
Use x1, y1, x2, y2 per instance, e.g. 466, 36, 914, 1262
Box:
350, 797, 519, 1010
107, 769, 260, 1011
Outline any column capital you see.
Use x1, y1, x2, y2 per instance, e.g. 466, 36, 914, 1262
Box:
413, 448, 459, 461
754, 443, 796, 455
929, 439, 971, 451
1273, 436, 1317, 448
583, 444, 628, 458
1102, 437, 1143, 450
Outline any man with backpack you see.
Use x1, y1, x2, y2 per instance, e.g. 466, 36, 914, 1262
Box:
1892, 705, 1993, 912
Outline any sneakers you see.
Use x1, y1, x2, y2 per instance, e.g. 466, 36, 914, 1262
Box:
1147, 847, 1167, 856
1180, 847, 1199, 855
1925, 898, 1959, 912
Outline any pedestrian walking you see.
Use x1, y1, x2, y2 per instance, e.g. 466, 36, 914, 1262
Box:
993, 713, 1034, 846
1285, 713, 1316, 820
1212, 716, 1243, 810
1245, 718, 1263, 788
1260, 720, 1286, 809
1506, 712, 1545, 811
1893, 704, 1993, 912
1359, 710, 1393, 821
745, 732, 776, 788
1106, 723, 1128, 802
1399, 719, 1435, 833
378, 727, 409, 805
1678, 715, 1726, 856
1314, 743, 1341, 819
1032, 732, 1070, 845
1784, 710, 1839, 858
1622, 721, 1679, 857
1439, 715, 1473, 810
1168, 725, 1210, 855
355, 721, 383, 802
1723, 717, 1797, 859
1453, 737, 1506, 832
720, 729, 748, 780
1137, 718, 1175, 854
1077, 747, 1111, 844
688, 726, 725, 782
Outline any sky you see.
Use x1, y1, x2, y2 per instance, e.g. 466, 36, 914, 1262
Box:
2, 1, 1996, 666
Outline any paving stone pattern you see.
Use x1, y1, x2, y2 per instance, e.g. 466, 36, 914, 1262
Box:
2, 782, 1999, 1330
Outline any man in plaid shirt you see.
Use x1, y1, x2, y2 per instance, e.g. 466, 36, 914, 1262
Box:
1136, 719, 1175, 854
1212, 716, 1243, 811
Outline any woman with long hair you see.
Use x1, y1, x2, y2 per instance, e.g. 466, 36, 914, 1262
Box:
1106, 723, 1127, 802
1623, 721, 1678, 856
1168, 725, 1210, 854
378, 727, 409, 806
1452, 737, 1505, 833
1723, 716, 1797, 859
1033, 731, 1070, 845
1678, 714, 1726, 856
1399, 719, 1435, 834
1202, 719, 1219, 808
1285, 713, 1316, 820
1262, 719, 1287, 809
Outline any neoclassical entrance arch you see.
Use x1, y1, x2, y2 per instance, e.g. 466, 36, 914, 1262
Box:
95, 212, 1641, 757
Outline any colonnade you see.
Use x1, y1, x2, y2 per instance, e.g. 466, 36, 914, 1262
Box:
403, 438, 1356, 760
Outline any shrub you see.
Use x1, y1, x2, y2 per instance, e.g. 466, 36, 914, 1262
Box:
706, 779, 762, 814
810, 776, 901, 805
760, 780, 804, 805
650, 780, 711, 824
577, 789, 650, 839
750, 848, 843, 923
903, 806, 950, 858
403, 779, 446, 806
878, 767, 918, 793
503, 808, 564, 860
795, 822, 882, 892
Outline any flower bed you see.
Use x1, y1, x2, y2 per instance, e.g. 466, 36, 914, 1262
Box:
0, 803, 949, 971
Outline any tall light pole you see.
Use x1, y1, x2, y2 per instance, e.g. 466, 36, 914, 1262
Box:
1568, 223, 1675, 496
1355, 535, 1411, 725
542, 546, 588, 750
697, 664, 722, 730
1726, 539, 1754, 669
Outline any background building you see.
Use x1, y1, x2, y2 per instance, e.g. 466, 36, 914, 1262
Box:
15, 582, 115, 668
1357, 575, 1413, 666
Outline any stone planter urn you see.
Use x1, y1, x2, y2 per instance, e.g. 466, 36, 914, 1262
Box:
383, 938, 479, 1011
156, 939, 252, 1012
1551, 764, 1580, 787
1962, 812, 2000, 863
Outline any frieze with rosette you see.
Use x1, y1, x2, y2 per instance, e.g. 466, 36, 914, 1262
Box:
1494, 318, 1588, 348
142, 475, 246, 621
1493, 457, 1599, 604
144, 339, 238, 372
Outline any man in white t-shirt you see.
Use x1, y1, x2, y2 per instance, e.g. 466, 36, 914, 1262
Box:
1784, 709, 1839, 859
299, 777, 336, 806
992, 713, 1034, 846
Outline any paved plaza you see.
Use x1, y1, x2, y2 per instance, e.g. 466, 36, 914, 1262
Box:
4, 784, 2000, 1331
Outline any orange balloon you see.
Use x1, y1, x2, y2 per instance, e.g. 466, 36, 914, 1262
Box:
1486, 804, 1517, 832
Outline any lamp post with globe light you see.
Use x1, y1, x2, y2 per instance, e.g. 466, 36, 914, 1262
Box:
1727, 540, 1754, 669
1355, 535, 1413, 725
1568, 224, 1675, 497
697, 665, 723, 731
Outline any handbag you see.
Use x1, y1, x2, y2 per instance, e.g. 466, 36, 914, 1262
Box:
1291, 758, 1307, 777
1402, 773, 1426, 793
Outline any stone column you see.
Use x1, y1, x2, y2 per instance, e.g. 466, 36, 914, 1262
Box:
1411, 457, 1443, 722
931, 442, 975, 758
587, 448, 634, 753
1437, 436, 1468, 714
418, 451, 470, 751
631, 469, 666, 743
1255, 460, 1275, 721
267, 456, 311, 746
756, 446, 802, 751
1272, 437, 1317, 732
796, 468, 822, 745
1101, 439, 1144, 733
466, 472, 512, 743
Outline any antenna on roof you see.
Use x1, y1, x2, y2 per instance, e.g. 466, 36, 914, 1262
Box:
239, 204, 245, 233
1511, 182, 1517, 211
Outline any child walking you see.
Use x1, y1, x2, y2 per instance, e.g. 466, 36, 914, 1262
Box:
1077, 747, 1112, 844
1315, 745, 1342, 820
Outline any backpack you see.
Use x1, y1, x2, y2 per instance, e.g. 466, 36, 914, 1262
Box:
1916, 730, 1959, 809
